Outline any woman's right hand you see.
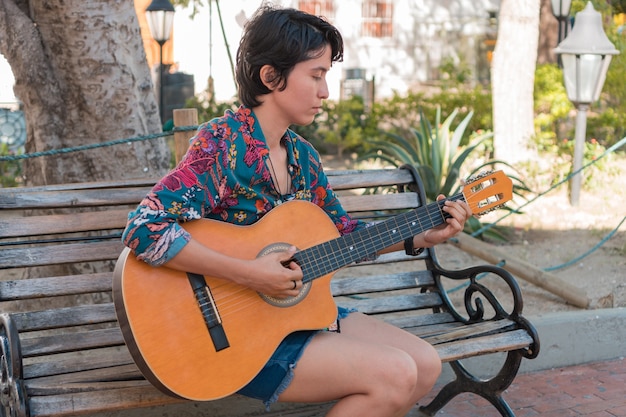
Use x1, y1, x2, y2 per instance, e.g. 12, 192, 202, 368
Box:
166, 240, 304, 299
238, 245, 304, 299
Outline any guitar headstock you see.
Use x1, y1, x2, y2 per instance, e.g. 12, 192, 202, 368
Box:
463, 171, 513, 216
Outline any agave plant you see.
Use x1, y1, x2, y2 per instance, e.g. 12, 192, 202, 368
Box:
361, 107, 527, 241
362, 107, 495, 201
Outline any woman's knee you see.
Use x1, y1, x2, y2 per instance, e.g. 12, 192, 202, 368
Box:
415, 342, 442, 393
375, 350, 420, 407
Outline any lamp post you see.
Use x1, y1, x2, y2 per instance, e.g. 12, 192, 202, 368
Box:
550, 0, 573, 46
146, 0, 175, 124
554, 2, 619, 206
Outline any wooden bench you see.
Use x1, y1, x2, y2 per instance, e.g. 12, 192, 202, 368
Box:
0, 166, 540, 417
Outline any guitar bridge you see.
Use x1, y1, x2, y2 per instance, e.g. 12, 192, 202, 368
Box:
187, 273, 230, 352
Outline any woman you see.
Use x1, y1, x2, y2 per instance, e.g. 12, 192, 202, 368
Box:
122, 6, 472, 416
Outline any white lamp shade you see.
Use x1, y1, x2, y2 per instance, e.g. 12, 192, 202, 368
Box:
561, 53, 613, 104
146, 10, 175, 43
550, 0, 572, 19
554, 2, 619, 105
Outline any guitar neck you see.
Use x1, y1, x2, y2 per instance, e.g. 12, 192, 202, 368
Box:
295, 193, 465, 282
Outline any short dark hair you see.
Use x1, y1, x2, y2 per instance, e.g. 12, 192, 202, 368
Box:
235, 6, 344, 107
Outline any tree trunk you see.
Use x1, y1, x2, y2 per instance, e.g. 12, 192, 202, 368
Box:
537, 0, 559, 65
0, 0, 170, 186
491, 0, 541, 164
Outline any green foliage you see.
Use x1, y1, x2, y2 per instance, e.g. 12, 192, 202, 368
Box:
316, 96, 378, 157
599, 20, 626, 146
371, 88, 493, 139
361, 107, 494, 201
438, 55, 473, 89
570, 0, 612, 15
534, 64, 572, 123
533, 64, 574, 153
185, 94, 239, 124
614, 0, 626, 13
555, 137, 612, 188
291, 96, 379, 156
0, 142, 22, 187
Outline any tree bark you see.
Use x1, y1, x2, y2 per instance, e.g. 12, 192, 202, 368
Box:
537, 0, 559, 65
0, 0, 170, 185
491, 0, 541, 164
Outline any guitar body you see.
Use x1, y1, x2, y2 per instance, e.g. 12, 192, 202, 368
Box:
113, 200, 340, 401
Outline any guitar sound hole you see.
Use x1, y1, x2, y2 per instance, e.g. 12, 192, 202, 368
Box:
257, 242, 311, 307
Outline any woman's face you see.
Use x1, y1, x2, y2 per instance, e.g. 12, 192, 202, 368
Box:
266, 46, 332, 127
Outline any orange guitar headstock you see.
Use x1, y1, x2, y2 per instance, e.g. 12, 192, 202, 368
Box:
463, 171, 513, 216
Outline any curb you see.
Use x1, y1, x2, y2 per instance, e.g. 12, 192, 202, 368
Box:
438, 307, 626, 381
520, 306, 626, 373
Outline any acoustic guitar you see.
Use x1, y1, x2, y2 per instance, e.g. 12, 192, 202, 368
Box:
113, 170, 512, 401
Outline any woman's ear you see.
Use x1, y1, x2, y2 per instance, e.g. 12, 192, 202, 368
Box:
259, 65, 277, 90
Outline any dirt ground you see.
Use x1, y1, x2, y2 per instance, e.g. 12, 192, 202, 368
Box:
324, 153, 626, 316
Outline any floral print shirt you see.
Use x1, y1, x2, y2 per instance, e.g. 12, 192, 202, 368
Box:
122, 105, 363, 266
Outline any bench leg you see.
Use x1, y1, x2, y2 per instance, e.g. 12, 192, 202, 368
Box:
418, 350, 523, 417
0, 314, 28, 417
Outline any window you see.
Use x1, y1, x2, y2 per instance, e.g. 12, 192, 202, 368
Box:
298, 0, 335, 19
362, 0, 393, 38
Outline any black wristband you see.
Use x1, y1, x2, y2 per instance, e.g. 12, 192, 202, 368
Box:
404, 237, 424, 256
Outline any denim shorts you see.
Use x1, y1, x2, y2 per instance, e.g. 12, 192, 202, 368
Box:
236, 306, 355, 409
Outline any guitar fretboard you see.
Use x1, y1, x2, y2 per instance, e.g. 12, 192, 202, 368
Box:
295, 194, 465, 282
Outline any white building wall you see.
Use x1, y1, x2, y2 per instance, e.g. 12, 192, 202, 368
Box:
328, 0, 500, 98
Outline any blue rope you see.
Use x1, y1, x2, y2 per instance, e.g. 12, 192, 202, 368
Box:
543, 215, 626, 272
0, 125, 198, 162
447, 214, 626, 294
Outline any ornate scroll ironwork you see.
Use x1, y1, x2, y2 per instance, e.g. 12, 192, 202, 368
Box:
0, 314, 27, 417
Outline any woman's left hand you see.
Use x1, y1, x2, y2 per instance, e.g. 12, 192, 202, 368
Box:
421, 195, 472, 246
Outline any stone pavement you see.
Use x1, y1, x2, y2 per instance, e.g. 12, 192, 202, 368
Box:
416, 358, 626, 417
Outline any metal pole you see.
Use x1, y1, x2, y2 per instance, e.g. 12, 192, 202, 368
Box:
158, 41, 165, 124
570, 104, 588, 206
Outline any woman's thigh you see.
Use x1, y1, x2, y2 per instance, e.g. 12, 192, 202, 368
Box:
278, 312, 438, 403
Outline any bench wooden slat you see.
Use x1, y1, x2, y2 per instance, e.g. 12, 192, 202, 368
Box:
339, 192, 418, 213
331, 270, 433, 296
434, 329, 535, 363
0, 209, 131, 239
26, 364, 145, 394
384, 311, 458, 329
324, 169, 415, 190
28, 380, 156, 396
21, 327, 124, 357
336, 292, 443, 314
0, 273, 112, 300
23, 346, 134, 380
12, 303, 117, 332
0, 178, 160, 195
27, 384, 185, 417
0, 187, 151, 210
0, 241, 124, 269
424, 319, 518, 345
